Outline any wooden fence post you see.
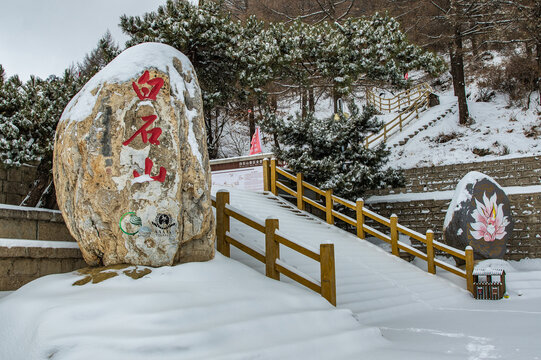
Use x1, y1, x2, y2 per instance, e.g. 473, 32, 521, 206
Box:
384, 125, 387, 141
270, 158, 277, 195
325, 189, 334, 225
265, 217, 280, 280
263, 158, 270, 192
356, 198, 365, 239
426, 230, 436, 274
399, 112, 403, 131
320, 243, 336, 306
466, 246, 474, 294
390, 214, 399, 257
216, 190, 231, 257
296, 173, 304, 210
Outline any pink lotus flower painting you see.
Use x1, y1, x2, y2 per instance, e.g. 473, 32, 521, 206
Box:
470, 192, 510, 242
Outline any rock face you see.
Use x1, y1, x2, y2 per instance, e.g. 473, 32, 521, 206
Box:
443, 171, 513, 260
53, 43, 215, 267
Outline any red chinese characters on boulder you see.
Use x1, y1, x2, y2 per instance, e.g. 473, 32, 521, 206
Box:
132, 70, 164, 101
123, 115, 162, 146
122, 70, 167, 183
133, 158, 166, 183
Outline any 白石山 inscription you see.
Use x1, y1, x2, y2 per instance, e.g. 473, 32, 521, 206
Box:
53, 42, 215, 267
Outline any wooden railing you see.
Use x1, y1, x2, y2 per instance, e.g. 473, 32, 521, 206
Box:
366, 83, 432, 113
212, 190, 336, 305
364, 83, 432, 148
263, 159, 475, 295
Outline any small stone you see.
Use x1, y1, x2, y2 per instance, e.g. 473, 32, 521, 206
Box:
443, 171, 513, 262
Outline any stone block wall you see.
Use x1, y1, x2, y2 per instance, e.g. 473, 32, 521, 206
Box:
366, 192, 541, 261
0, 164, 38, 205
0, 204, 81, 290
368, 155, 541, 195
0, 244, 86, 290
0, 205, 74, 242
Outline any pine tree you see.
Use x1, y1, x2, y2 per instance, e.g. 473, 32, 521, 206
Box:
262, 103, 404, 200
78, 31, 121, 81
0, 33, 121, 207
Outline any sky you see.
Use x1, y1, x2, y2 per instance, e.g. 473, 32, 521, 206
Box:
0, 0, 168, 81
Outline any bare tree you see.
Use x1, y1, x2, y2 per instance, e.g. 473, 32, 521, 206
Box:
389, 0, 512, 125
497, 0, 541, 105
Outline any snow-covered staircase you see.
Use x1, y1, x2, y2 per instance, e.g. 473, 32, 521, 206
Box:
392, 102, 457, 148
214, 188, 470, 324
365, 83, 433, 148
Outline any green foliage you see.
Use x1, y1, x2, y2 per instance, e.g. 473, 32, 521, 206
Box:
79, 30, 121, 81
120, 1, 445, 132
0, 32, 120, 169
262, 104, 404, 200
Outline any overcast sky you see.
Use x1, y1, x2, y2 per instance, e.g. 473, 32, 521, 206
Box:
0, 0, 168, 81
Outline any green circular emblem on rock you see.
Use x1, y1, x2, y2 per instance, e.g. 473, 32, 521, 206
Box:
120, 212, 142, 235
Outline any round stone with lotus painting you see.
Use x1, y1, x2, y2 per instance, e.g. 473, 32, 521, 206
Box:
443, 172, 513, 263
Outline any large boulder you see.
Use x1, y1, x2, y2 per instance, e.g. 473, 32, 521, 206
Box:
443, 171, 513, 261
53, 43, 215, 267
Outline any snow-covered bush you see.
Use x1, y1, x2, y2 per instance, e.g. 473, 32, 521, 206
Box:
262, 103, 404, 200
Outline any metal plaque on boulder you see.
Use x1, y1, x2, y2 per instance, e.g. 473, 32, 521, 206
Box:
443, 171, 513, 261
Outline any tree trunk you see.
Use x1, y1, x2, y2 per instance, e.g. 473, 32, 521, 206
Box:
537, 42, 541, 106
301, 87, 307, 120
20, 157, 57, 209
308, 87, 315, 112
449, 45, 459, 96
333, 87, 339, 114
452, 28, 469, 125
205, 110, 218, 159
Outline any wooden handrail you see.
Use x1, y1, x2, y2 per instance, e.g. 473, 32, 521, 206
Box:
365, 83, 432, 148
212, 190, 337, 305
365, 95, 429, 147
263, 162, 476, 296
366, 83, 432, 112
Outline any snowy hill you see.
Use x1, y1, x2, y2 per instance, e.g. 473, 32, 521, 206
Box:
386, 90, 541, 169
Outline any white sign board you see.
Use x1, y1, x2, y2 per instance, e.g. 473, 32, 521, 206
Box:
211, 167, 264, 192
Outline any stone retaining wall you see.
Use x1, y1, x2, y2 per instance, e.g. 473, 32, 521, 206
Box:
366, 192, 541, 260
0, 205, 81, 291
0, 204, 74, 242
0, 243, 86, 290
369, 155, 541, 195
0, 164, 38, 205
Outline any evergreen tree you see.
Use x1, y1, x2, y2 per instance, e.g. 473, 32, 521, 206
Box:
78, 31, 121, 81
0, 33, 121, 207
121, 1, 444, 156
262, 103, 404, 200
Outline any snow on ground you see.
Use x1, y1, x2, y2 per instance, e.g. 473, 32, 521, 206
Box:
0, 254, 387, 360
216, 188, 541, 359
1, 188, 541, 359
0, 238, 79, 249
387, 90, 541, 169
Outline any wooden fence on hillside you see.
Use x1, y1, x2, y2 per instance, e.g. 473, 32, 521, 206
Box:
212, 190, 336, 306
364, 83, 432, 148
262, 158, 475, 295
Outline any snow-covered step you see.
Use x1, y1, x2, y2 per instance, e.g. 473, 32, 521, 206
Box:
213, 187, 467, 324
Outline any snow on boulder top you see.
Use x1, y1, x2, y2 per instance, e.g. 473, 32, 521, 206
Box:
53, 41, 214, 267
443, 171, 503, 229
61, 42, 197, 125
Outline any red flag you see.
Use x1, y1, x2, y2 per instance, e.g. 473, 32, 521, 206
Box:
249, 127, 262, 155
404, 72, 409, 80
